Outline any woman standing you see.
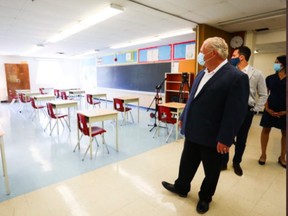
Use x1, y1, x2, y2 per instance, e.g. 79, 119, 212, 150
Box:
258, 55, 286, 168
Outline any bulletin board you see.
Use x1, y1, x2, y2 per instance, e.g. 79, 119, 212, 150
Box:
138, 45, 172, 63
173, 41, 196, 60
99, 50, 138, 65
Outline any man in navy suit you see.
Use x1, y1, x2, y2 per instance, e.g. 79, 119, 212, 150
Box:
162, 37, 249, 214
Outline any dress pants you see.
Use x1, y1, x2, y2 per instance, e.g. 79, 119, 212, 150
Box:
174, 139, 222, 203
222, 109, 255, 165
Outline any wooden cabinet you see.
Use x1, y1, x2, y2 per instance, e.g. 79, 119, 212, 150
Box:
165, 72, 194, 103
5, 64, 30, 102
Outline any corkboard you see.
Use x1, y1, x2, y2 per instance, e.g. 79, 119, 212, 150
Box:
178, 59, 196, 73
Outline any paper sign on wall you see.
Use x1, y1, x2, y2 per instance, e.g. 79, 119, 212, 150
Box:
186, 44, 195, 59
147, 49, 159, 61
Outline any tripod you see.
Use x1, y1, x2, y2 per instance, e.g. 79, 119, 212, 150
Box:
147, 78, 166, 132
179, 76, 190, 103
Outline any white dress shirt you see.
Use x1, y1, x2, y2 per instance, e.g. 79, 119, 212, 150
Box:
194, 59, 228, 97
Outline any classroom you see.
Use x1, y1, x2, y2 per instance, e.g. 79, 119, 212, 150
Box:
0, 0, 286, 215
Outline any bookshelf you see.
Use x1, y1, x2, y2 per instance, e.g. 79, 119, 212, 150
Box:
165, 72, 194, 103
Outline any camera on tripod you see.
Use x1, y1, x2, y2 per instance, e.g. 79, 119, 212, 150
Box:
178, 72, 190, 103
182, 72, 189, 83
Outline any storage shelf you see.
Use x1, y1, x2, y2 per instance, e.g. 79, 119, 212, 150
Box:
165, 72, 194, 103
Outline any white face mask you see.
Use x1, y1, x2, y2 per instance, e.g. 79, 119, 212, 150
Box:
197, 50, 213, 66
197, 52, 205, 66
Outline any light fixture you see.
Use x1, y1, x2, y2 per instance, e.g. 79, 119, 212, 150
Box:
110, 37, 160, 49
110, 28, 194, 49
158, 28, 194, 39
47, 4, 124, 43
22, 44, 45, 56
73, 49, 99, 58
218, 9, 286, 26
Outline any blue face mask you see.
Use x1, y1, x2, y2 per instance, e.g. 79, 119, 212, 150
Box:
197, 52, 205, 66
274, 63, 282, 72
230, 57, 240, 67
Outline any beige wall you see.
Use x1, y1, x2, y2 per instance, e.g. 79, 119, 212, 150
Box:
0, 56, 82, 101
253, 53, 285, 78
245, 28, 285, 78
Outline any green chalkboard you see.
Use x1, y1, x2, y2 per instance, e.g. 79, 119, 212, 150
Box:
97, 62, 171, 92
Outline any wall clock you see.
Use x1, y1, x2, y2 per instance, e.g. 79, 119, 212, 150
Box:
230, 35, 244, 48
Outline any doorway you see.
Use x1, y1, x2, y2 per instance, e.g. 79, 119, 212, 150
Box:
5, 63, 30, 102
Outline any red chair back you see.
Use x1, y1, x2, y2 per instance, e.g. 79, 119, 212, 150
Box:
113, 98, 125, 111
86, 94, 93, 105
19, 93, 31, 103
60, 91, 68, 100
77, 113, 89, 136
31, 98, 37, 109
54, 89, 60, 98
39, 88, 46, 94
46, 103, 57, 119
158, 106, 177, 124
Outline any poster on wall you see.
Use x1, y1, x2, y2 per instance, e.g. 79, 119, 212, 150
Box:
147, 49, 159, 61
126, 52, 132, 61
185, 44, 195, 59
173, 41, 195, 60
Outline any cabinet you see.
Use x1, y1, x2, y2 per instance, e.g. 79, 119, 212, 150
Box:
165, 72, 194, 103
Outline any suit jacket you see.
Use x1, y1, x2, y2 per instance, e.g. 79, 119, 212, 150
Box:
180, 62, 249, 147
243, 65, 267, 112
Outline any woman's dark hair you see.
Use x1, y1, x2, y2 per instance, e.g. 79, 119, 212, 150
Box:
276, 55, 286, 68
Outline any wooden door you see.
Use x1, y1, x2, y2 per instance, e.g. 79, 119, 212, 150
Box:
5, 64, 30, 102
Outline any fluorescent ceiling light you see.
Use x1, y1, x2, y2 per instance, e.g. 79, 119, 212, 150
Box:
110, 37, 160, 49
72, 49, 99, 58
159, 28, 194, 39
218, 9, 286, 26
22, 44, 45, 56
110, 28, 194, 49
47, 4, 123, 43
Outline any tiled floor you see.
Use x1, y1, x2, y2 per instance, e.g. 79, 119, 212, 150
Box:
0, 101, 285, 216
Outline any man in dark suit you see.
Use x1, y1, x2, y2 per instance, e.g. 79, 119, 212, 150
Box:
162, 37, 249, 214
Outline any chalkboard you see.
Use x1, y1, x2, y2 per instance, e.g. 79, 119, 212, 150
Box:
97, 62, 171, 92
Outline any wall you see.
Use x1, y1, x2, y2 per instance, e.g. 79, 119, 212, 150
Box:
253, 52, 285, 78
246, 29, 285, 78
0, 56, 82, 101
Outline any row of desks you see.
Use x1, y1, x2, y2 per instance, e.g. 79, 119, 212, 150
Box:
18, 90, 184, 140
22, 91, 184, 141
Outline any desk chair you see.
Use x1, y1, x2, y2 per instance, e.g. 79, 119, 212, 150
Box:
39, 88, 47, 95
74, 113, 108, 161
153, 106, 177, 142
86, 94, 101, 109
30, 98, 46, 120
9, 89, 18, 105
54, 89, 60, 98
60, 91, 71, 100
18, 93, 31, 113
45, 102, 69, 135
113, 98, 134, 125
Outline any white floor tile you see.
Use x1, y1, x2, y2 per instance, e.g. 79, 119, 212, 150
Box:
0, 103, 285, 216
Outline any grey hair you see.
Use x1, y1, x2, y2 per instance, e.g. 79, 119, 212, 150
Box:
204, 37, 228, 59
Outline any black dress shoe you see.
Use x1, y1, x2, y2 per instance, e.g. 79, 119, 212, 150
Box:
196, 200, 209, 214
233, 163, 243, 176
258, 156, 266, 165
278, 157, 286, 168
221, 164, 227, 171
161, 181, 187, 197
258, 160, 265, 165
